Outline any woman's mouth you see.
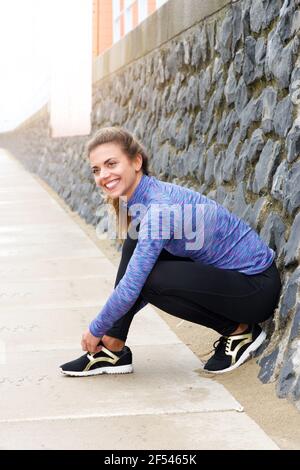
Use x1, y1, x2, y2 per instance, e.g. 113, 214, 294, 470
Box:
104, 178, 120, 190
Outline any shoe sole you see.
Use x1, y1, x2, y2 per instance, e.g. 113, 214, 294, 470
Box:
60, 364, 133, 377
204, 329, 266, 375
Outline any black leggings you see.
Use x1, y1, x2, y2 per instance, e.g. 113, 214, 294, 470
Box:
105, 228, 282, 341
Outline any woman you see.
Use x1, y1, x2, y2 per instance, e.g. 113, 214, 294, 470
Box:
60, 127, 282, 376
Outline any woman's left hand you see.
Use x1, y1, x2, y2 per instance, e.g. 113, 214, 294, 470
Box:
81, 330, 102, 353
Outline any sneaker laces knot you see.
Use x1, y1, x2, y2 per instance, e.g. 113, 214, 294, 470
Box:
213, 335, 229, 353
199, 335, 229, 360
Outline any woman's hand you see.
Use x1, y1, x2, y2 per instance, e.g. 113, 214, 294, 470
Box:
81, 330, 103, 354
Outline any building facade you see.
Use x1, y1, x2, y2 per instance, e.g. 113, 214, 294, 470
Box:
93, 0, 169, 56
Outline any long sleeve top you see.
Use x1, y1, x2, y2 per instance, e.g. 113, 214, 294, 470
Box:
89, 174, 275, 337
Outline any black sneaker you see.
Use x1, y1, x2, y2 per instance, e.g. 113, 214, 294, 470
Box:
59, 344, 133, 377
203, 324, 266, 374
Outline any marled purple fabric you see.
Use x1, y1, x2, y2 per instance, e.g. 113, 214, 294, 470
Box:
89, 175, 275, 337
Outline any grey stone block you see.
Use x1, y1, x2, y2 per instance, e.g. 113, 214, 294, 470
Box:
217, 109, 239, 145
191, 32, 203, 67
234, 139, 249, 184
249, 0, 264, 33
252, 140, 281, 194
215, 9, 233, 64
279, 267, 300, 320
222, 191, 235, 212
231, 2, 242, 54
215, 186, 227, 205
211, 56, 223, 84
233, 49, 244, 75
292, 376, 300, 401
286, 123, 300, 163
254, 37, 266, 80
224, 63, 237, 105
204, 146, 216, 186
239, 95, 263, 140
248, 197, 268, 230
194, 110, 205, 137
273, 96, 293, 137
198, 67, 212, 108
243, 36, 256, 85
202, 94, 215, 134
183, 38, 191, 66
234, 76, 249, 117
213, 151, 225, 186
285, 161, 300, 215
277, 0, 297, 43
265, 0, 283, 27
206, 21, 215, 61
289, 304, 300, 343
248, 128, 265, 162
232, 182, 251, 220
167, 111, 182, 146
223, 128, 241, 182
271, 159, 288, 203
199, 25, 208, 63
261, 86, 277, 133
186, 140, 205, 178
284, 213, 300, 266
277, 354, 296, 398
165, 40, 185, 78
250, 0, 281, 33
241, 0, 251, 39
176, 115, 192, 151
258, 347, 279, 384
177, 85, 189, 111
290, 65, 300, 105
265, 29, 299, 89
186, 76, 199, 110
191, 24, 208, 67
260, 212, 286, 256
152, 143, 170, 175
166, 74, 184, 114
207, 119, 218, 146
213, 76, 225, 109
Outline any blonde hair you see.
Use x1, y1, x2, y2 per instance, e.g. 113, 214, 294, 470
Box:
85, 126, 150, 240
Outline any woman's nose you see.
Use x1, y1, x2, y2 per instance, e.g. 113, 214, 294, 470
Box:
99, 168, 109, 181
98, 169, 111, 183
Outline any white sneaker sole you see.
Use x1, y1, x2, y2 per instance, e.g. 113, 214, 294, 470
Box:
60, 364, 133, 377
204, 329, 266, 375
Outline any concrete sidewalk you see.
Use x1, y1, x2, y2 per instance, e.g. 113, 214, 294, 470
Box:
0, 149, 278, 450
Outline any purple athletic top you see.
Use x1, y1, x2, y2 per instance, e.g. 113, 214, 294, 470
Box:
89, 174, 275, 337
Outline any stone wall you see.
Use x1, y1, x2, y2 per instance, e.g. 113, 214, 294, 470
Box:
1, 0, 300, 407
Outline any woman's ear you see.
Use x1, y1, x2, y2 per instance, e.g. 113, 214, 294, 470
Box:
135, 153, 143, 172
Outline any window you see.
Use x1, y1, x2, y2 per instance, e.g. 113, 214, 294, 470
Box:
113, 0, 121, 43
138, 0, 147, 23
124, 0, 135, 34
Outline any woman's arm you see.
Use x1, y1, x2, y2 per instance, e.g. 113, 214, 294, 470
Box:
89, 207, 171, 337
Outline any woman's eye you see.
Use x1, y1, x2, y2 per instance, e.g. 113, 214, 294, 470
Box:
92, 162, 116, 174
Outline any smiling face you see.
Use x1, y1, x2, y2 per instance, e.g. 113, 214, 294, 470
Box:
89, 142, 143, 200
